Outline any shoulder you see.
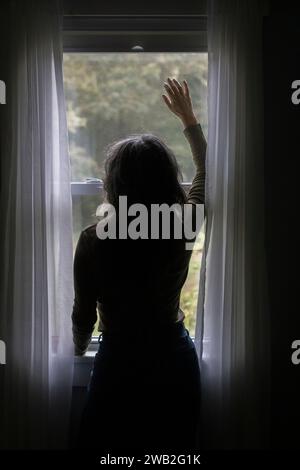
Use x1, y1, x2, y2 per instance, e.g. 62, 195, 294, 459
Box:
76, 224, 98, 251
81, 223, 98, 239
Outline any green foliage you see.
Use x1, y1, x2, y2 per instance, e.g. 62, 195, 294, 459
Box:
63, 53, 208, 182
64, 53, 207, 337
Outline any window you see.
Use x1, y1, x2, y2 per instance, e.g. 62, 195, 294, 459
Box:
63, 16, 207, 338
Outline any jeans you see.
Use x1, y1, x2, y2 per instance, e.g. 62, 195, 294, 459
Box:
78, 320, 201, 452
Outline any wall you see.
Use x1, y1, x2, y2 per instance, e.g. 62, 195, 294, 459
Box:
63, 0, 207, 15
263, 3, 300, 449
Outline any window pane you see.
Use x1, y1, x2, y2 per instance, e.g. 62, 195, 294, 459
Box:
72, 194, 103, 335
65, 52, 207, 338
180, 228, 204, 336
63, 52, 208, 182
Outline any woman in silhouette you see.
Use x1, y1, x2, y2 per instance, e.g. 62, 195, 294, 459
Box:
72, 77, 206, 452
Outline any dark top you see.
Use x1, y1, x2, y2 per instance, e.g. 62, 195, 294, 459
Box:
72, 123, 206, 354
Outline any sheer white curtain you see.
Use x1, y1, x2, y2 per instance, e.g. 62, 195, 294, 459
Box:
195, 0, 270, 448
0, 0, 74, 449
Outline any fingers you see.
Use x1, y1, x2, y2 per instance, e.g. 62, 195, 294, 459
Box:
167, 77, 183, 96
162, 94, 172, 110
164, 81, 175, 99
183, 79, 191, 98
172, 78, 184, 96
162, 77, 191, 114
183, 80, 192, 103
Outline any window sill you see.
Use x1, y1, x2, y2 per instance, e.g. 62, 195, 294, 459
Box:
74, 351, 96, 363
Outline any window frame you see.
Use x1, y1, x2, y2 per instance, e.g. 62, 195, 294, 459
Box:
64, 14, 207, 198
63, 15, 207, 348
63, 14, 207, 53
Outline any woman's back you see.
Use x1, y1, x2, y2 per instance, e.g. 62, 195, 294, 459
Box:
72, 118, 206, 351
77, 223, 193, 333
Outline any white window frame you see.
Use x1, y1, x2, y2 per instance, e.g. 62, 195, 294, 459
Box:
64, 15, 207, 367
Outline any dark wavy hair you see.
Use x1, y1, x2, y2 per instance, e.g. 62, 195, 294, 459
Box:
104, 133, 187, 209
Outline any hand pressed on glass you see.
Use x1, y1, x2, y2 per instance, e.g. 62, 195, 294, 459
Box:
162, 77, 198, 129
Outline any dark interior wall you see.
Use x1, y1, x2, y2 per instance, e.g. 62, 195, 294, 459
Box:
263, 3, 300, 449
62, 0, 207, 15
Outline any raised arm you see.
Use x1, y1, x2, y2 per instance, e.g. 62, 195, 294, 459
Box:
183, 123, 206, 204
162, 77, 206, 205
